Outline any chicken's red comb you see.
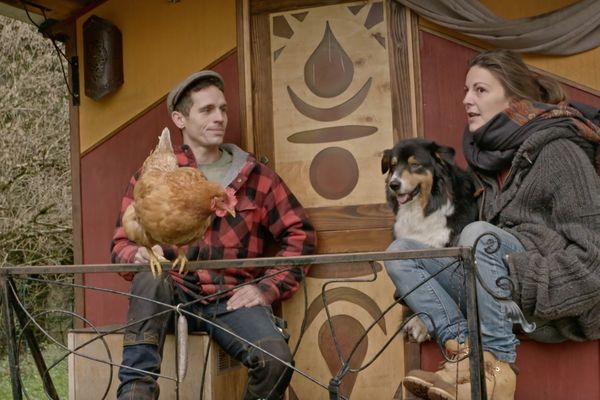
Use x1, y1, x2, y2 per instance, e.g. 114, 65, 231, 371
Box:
213, 187, 238, 218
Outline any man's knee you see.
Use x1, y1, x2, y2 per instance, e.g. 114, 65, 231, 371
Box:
117, 378, 158, 400
247, 337, 292, 370
126, 272, 173, 343
244, 337, 293, 399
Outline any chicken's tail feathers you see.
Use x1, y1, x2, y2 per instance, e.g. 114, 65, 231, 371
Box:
156, 127, 173, 152
123, 203, 149, 245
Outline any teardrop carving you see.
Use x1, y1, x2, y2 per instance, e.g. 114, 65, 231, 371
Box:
304, 21, 354, 98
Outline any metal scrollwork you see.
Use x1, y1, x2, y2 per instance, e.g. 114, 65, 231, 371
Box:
472, 232, 536, 333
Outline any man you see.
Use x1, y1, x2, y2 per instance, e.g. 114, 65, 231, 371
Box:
111, 70, 316, 400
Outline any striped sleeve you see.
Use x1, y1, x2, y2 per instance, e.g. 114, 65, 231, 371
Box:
110, 173, 140, 281
256, 169, 316, 303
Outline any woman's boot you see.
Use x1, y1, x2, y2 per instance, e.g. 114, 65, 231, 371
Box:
427, 351, 516, 400
402, 340, 470, 399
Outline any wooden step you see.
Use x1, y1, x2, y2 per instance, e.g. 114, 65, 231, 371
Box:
68, 328, 247, 400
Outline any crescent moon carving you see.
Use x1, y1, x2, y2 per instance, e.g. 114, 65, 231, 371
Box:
286, 78, 372, 122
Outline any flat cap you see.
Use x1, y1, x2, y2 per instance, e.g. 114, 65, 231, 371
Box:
166, 70, 224, 113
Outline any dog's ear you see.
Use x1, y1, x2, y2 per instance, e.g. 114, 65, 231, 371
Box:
381, 149, 392, 174
433, 144, 456, 166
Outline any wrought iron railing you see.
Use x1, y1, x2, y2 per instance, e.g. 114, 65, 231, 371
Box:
1, 247, 489, 400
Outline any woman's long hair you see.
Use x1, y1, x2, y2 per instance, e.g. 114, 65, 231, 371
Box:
469, 49, 567, 104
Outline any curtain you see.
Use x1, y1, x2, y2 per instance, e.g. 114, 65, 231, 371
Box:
395, 0, 600, 55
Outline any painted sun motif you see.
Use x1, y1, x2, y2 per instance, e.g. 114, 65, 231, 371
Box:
270, 1, 393, 208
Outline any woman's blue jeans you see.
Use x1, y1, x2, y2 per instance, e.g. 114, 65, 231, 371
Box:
384, 221, 523, 363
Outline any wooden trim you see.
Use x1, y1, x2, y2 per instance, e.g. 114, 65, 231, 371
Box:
237, 0, 255, 152
0, 0, 108, 26
316, 227, 394, 253
65, 20, 84, 329
249, 13, 275, 166
307, 204, 394, 232
387, 6, 424, 381
249, 0, 356, 15
407, 6, 423, 137
386, 0, 415, 142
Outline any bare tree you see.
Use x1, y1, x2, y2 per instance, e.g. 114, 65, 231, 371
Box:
0, 15, 73, 350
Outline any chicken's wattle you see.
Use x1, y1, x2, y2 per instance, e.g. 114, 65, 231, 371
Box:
213, 188, 237, 217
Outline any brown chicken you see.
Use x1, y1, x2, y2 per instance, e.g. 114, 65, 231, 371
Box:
123, 127, 237, 278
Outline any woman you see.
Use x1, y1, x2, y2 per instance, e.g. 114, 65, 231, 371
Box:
384, 49, 600, 400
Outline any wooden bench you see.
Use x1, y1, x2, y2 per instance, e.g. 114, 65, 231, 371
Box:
68, 328, 247, 400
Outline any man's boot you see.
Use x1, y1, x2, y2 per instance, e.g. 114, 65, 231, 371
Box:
427, 351, 517, 400
402, 339, 470, 399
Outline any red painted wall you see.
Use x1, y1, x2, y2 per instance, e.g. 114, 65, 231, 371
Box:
421, 340, 600, 399
79, 51, 241, 326
420, 31, 600, 168
418, 31, 600, 399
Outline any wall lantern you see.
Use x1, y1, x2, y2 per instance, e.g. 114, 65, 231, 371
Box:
83, 15, 124, 101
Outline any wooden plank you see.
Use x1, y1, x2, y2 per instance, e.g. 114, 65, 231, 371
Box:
283, 258, 405, 399
68, 331, 247, 400
1, 0, 87, 20
386, 0, 417, 142
307, 204, 395, 232
64, 18, 85, 329
268, 2, 395, 208
250, 0, 356, 15
317, 228, 393, 253
250, 13, 275, 166
408, 5, 424, 137
240, 5, 414, 396
236, 0, 255, 152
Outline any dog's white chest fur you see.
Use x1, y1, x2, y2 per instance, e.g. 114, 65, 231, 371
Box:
393, 199, 454, 247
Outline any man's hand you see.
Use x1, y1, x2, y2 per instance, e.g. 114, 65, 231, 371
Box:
133, 245, 165, 264
226, 284, 268, 311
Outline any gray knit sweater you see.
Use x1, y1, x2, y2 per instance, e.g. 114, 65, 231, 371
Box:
478, 127, 600, 341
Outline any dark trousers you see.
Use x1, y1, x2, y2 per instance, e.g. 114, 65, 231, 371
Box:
117, 272, 293, 400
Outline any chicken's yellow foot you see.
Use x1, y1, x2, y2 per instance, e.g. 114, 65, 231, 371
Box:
148, 247, 167, 278
172, 249, 188, 275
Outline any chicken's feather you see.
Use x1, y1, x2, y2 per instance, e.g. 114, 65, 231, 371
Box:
122, 127, 237, 276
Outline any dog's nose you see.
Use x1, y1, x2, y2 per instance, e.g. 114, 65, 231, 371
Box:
389, 180, 400, 191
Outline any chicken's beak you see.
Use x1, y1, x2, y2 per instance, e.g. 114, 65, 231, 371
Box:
227, 208, 236, 218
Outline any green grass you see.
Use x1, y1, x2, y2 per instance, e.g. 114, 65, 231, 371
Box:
0, 345, 69, 399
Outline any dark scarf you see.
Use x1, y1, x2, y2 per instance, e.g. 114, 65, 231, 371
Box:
463, 99, 600, 173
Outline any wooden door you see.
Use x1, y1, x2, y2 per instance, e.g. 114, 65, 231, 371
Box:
238, 1, 421, 398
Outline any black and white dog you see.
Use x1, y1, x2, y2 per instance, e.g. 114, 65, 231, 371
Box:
381, 138, 478, 247
381, 138, 478, 341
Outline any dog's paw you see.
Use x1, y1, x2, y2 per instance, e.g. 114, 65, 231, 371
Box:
402, 315, 431, 343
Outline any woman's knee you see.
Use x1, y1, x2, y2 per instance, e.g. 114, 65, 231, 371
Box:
384, 239, 421, 275
457, 221, 497, 247
386, 238, 427, 252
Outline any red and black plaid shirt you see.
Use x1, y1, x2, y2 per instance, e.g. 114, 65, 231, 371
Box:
111, 144, 316, 304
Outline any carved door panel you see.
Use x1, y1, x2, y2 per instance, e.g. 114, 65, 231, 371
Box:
241, 0, 419, 242
239, 1, 420, 398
